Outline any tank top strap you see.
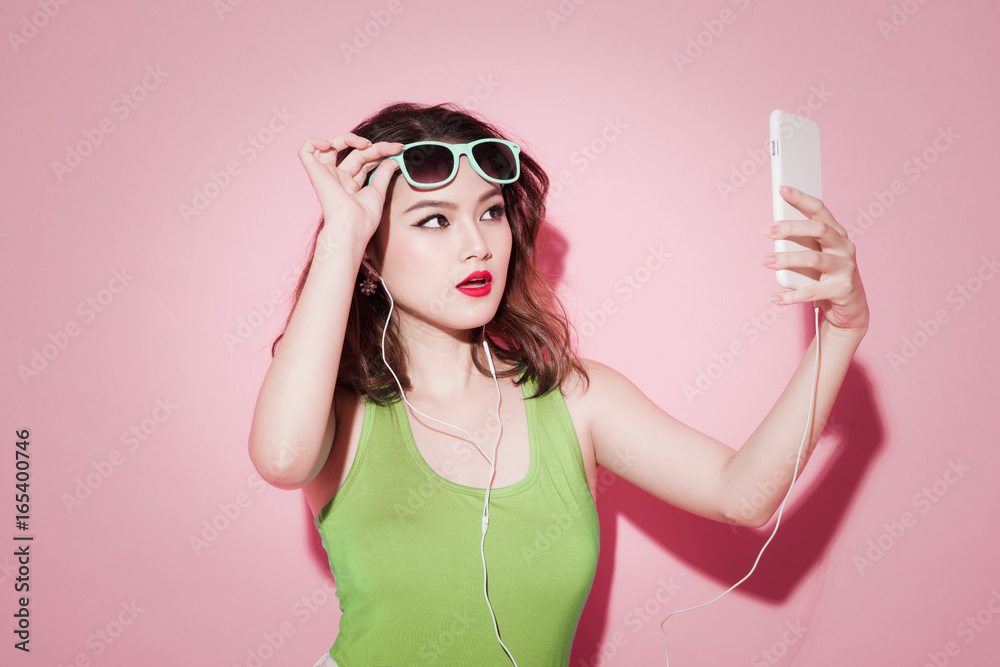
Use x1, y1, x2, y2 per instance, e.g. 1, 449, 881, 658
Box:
349, 366, 593, 514
314, 382, 409, 527
312, 365, 601, 665
520, 370, 593, 510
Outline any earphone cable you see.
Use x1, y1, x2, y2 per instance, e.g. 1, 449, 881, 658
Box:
375, 276, 519, 665
660, 304, 823, 666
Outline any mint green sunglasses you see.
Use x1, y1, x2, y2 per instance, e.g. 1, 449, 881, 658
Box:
365, 139, 521, 189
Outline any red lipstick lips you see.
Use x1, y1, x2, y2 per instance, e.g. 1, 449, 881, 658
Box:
456, 270, 492, 297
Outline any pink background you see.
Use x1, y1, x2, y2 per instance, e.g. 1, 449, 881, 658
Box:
3, 0, 999, 665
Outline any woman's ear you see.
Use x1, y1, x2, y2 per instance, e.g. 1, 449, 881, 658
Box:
360, 254, 378, 278
361, 242, 381, 277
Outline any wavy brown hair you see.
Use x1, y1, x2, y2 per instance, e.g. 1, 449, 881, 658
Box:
271, 102, 589, 404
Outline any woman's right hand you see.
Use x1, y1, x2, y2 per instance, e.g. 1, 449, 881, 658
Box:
297, 133, 403, 248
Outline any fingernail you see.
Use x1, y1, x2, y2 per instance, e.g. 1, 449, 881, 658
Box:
761, 253, 776, 266
771, 293, 785, 304
780, 185, 791, 196
764, 224, 780, 236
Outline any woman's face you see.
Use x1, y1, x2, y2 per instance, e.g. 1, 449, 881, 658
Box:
367, 154, 513, 336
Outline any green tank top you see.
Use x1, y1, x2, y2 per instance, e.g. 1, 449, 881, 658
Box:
314, 369, 600, 666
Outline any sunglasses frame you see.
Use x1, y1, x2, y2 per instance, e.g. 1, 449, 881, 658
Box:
365, 139, 521, 189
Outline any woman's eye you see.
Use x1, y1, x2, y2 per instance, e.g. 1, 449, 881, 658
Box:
416, 214, 448, 229
482, 204, 506, 221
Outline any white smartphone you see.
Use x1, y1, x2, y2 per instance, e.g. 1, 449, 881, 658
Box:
769, 109, 822, 289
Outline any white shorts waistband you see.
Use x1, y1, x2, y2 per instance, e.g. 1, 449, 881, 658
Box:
312, 654, 338, 667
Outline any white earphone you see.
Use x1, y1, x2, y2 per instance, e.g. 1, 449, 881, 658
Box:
660, 304, 822, 665
362, 256, 821, 667
363, 257, 520, 666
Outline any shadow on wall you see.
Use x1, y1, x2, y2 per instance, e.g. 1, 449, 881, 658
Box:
293, 218, 885, 663
571, 344, 883, 663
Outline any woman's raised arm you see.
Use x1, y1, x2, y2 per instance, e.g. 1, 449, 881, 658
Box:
247, 134, 401, 489
582, 185, 869, 526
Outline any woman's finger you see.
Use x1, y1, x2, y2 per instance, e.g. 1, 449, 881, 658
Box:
763, 247, 856, 277
298, 138, 339, 186
362, 158, 400, 198
304, 134, 375, 169
765, 218, 848, 252
778, 185, 848, 237
338, 141, 404, 177
328, 132, 372, 153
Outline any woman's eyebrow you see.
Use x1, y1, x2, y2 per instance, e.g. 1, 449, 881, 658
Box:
403, 188, 502, 214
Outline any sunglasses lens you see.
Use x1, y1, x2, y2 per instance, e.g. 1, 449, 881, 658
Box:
471, 141, 518, 182
402, 144, 454, 185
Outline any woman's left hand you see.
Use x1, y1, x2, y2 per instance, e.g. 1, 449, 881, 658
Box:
761, 185, 870, 335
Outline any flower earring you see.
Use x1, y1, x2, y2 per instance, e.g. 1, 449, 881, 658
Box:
359, 256, 380, 296
359, 273, 378, 296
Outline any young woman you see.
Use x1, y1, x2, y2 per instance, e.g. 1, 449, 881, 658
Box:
247, 102, 869, 667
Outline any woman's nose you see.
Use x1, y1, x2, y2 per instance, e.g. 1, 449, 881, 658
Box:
460, 220, 492, 260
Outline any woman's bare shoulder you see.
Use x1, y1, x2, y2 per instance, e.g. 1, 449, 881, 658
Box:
560, 357, 613, 401
559, 358, 636, 421
558, 358, 603, 425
